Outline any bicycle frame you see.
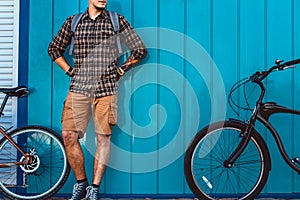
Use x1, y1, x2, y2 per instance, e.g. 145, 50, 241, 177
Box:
225, 62, 300, 173
257, 103, 300, 173
0, 86, 31, 168
0, 127, 30, 168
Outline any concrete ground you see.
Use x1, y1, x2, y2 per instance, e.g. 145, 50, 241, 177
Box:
0, 198, 299, 200
2, 196, 300, 200
45, 198, 300, 200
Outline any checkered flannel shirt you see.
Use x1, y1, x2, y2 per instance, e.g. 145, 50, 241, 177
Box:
48, 9, 147, 98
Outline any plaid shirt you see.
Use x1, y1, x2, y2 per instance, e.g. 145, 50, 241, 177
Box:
48, 9, 147, 98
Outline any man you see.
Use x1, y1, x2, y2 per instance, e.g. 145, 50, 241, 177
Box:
48, 0, 147, 199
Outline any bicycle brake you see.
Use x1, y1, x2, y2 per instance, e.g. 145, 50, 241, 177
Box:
292, 157, 300, 166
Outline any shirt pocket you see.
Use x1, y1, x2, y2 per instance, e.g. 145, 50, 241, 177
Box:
96, 24, 116, 47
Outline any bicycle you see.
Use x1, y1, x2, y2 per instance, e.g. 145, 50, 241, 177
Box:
0, 86, 70, 199
184, 58, 300, 200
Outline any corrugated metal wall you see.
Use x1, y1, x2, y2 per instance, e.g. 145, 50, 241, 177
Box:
27, 0, 300, 196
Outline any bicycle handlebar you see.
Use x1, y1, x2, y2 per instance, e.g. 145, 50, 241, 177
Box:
250, 58, 300, 82
284, 58, 300, 67
229, 58, 300, 116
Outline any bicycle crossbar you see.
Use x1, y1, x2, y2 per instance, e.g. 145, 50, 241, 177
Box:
0, 162, 26, 168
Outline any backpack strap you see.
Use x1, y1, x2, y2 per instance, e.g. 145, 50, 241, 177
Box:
68, 12, 84, 55
109, 11, 122, 55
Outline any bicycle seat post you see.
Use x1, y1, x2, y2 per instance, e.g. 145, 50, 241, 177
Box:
0, 94, 9, 117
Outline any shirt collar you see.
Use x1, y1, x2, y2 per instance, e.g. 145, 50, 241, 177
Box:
81, 8, 110, 21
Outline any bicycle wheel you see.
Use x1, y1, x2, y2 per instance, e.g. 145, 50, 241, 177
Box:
0, 126, 70, 200
184, 120, 271, 200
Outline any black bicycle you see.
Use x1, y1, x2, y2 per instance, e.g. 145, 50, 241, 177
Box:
184, 58, 300, 199
0, 86, 70, 199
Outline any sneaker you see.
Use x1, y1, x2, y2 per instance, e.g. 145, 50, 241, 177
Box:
69, 181, 89, 200
85, 186, 99, 200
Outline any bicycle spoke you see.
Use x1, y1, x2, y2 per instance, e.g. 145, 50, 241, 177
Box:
0, 126, 70, 200
185, 122, 270, 200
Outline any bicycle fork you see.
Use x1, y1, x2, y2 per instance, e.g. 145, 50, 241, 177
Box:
224, 77, 266, 168
223, 124, 253, 168
224, 104, 261, 168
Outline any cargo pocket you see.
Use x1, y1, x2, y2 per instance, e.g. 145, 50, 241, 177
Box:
61, 93, 74, 123
109, 95, 117, 126
61, 101, 66, 123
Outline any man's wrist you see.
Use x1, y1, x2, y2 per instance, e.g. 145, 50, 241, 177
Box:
65, 66, 74, 77
117, 62, 130, 77
117, 60, 138, 78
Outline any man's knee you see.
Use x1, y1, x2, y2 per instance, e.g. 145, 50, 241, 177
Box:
62, 130, 79, 146
96, 134, 111, 147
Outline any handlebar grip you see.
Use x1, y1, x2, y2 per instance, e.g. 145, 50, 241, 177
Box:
284, 58, 300, 66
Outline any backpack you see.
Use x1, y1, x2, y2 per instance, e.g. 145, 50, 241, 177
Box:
68, 11, 122, 56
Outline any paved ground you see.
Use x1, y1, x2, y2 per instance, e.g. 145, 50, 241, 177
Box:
45, 198, 300, 200
0, 198, 299, 200
2, 197, 300, 200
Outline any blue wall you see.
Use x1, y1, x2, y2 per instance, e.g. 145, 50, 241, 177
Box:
26, 0, 300, 197
18, 0, 29, 127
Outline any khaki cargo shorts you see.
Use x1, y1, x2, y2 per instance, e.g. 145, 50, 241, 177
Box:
61, 92, 117, 138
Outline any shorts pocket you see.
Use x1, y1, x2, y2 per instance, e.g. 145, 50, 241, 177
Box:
109, 103, 117, 126
61, 101, 66, 123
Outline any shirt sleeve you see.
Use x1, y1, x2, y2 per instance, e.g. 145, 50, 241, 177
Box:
48, 16, 73, 61
119, 15, 147, 61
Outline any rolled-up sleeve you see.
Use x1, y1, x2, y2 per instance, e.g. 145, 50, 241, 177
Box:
119, 16, 147, 61
48, 16, 73, 61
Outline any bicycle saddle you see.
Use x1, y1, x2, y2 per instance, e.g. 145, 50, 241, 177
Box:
0, 86, 29, 97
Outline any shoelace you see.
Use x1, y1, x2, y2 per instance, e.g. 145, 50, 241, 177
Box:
85, 186, 98, 200
70, 183, 85, 200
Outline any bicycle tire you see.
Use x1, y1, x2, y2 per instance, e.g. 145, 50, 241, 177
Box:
0, 125, 70, 200
184, 120, 271, 200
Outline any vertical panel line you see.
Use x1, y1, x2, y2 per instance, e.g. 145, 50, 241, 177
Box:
237, 0, 240, 81
18, 0, 29, 127
210, 0, 214, 118
291, 0, 295, 192
263, 0, 269, 192
183, 0, 187, 193
237, 0, 241, 116
156, 0, 160, 194
130, 0, 134, 194
50, 0, 55, 128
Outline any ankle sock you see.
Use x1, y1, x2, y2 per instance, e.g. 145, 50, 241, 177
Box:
92, 184, 100, 189
77, 178, 88, 184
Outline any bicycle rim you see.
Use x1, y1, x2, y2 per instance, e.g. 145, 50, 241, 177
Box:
185, 122, 269, 200
0, 126, 69, 200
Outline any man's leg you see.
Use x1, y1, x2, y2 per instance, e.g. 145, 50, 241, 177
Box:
62, 130, 87, 180
62, 92, 92, 179
63, 130, 89, 200
61, 92, 91, 199
91, 95, 116, 185
84, 134, 110, 200
85, 95, 116, 199
92, 134, 111, 185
